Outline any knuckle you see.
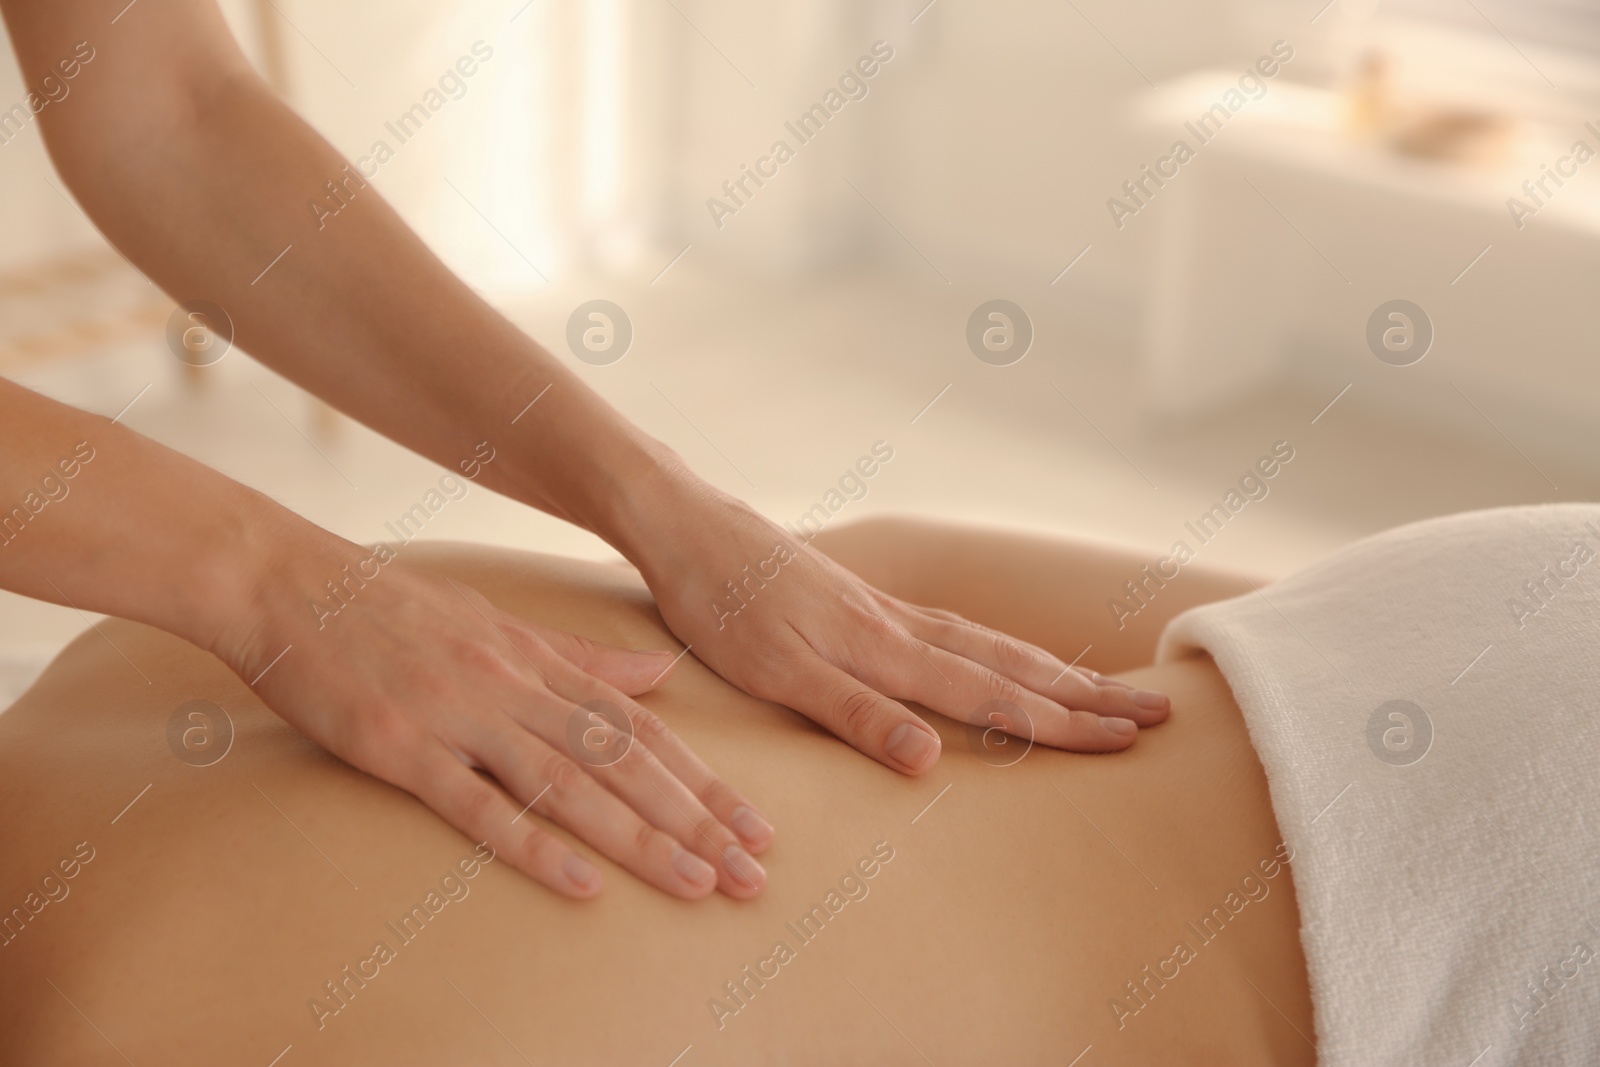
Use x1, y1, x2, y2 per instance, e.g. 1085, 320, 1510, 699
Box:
698, 777, 741, 817
910, 618, 954, 653
863, 602, 903, 634
694, 814, 729, 848
611, 732, 665, 778
981, 668, 1024, 704
1058, 670, 1102, 704
518, 825, 563, 863
990, 633, 1035, 674
1069, 709, 1107, 737
453, 782, 497, 827
514, 821, 558, 862
633, 819, 667, 858
345, 704, 409, 766
456, 640, 520, 683
630, 706, 673, 746
835, 686, 886, 735
568, 633, 604, 659
505, 622, 550, 657
540, 752, 587, 797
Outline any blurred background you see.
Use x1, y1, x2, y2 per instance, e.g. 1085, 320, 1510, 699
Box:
2, 0, 1599, 698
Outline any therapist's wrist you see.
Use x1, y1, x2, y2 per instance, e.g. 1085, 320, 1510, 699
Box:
497, 402, 704, 568
581, 435, 712, 571
474, 355, 745, 576
604, 463, 769, 590
196, 495, 370, 683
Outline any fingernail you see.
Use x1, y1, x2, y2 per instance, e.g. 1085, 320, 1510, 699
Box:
722, 845, 766, 889
886, 723, 939, 772
1092, 671, 1131, 689
1128, 689, 1169, 711
672, 845, 717, 887
730, 805, 773, 846
1103, 716, 1139, 737
563, 853, 602, 892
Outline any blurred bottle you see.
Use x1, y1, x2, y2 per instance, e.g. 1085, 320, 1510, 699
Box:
1344, 49, 1391, 138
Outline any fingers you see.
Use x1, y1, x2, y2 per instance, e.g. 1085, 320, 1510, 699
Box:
903, 609, 1169, 726
405, 743, 606, 901
623, 701, 775, 855
532, 632, 775, 854
776, 655, 942, 775
876, 635, 1144, 754
524, 624, 679, 696
1086, 670, 1134, 690
583, 738, 768, 899
467, 723, 730, 901
536, 670, 768, 897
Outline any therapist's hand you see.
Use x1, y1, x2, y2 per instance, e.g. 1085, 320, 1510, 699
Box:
217, 539, 772, 902
629, 484, 1170, 774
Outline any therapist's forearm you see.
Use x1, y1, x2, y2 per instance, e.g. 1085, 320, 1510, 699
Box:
21, 0, 673, 547
0, 376, 348, 668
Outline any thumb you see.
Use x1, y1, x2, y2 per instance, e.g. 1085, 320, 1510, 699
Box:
534, 626, 681, 695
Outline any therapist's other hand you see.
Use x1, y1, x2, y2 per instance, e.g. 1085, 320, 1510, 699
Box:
216, 547, 772, 902
634, 487, 1170, 775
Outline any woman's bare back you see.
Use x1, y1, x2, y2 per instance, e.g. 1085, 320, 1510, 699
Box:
0, 537, 1313, 1065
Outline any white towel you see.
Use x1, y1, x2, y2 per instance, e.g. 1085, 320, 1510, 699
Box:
1158, 504, 1600, 1067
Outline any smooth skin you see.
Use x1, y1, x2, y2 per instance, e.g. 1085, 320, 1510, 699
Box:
0, 521, 1310, 1065
0, 1, 1167, 902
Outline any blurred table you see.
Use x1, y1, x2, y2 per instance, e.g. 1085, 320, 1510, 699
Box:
1132, 73, 1600, 423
